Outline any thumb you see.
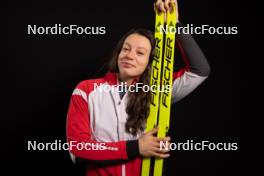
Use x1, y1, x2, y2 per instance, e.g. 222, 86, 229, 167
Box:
146, 127, 159, 135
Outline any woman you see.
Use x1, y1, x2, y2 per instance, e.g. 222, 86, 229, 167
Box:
66, 0, 210, 175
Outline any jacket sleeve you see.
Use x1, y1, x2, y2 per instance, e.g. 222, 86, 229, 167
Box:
172, 23, 211, 103
66, 82, 139, 164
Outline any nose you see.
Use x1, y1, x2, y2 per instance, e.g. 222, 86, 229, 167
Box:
125, 50, 136, 60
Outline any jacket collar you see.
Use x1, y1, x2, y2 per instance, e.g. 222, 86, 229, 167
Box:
104, 72, 139, 86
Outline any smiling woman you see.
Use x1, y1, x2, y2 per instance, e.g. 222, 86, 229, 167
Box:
117, 33, 152, 84
108, 29, 155, 136
66, 0, 210, 176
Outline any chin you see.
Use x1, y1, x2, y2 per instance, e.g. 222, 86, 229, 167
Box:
121, 69, 132, 75
120, 71, 136, 78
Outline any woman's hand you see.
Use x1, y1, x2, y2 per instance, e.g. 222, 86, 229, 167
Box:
138, 127, 171, 158
154, 0, 179, 22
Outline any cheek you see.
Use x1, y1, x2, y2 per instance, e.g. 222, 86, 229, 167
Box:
118, 52, 125, 59
117, 54, 123, 68
137, 56, 149, 71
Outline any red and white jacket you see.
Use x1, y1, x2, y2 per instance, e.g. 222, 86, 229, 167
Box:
66, 32, 210, 176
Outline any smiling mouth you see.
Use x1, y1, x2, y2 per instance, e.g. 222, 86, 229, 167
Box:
121, 62, 135, 68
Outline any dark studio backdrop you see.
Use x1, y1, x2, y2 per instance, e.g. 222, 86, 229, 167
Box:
8, 0, 256, 176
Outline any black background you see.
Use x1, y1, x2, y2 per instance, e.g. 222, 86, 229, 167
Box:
8, 0, 256, 175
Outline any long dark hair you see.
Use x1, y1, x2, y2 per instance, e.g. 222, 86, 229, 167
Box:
108, 28, 155, 136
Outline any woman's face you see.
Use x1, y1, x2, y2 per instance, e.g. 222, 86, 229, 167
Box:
118, 33, 151, 82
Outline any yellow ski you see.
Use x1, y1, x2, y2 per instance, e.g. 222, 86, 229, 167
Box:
141, 3, 177, 176
141, 6, 165, 176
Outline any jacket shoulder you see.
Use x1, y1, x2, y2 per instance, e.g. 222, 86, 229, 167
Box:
75, 77, 106, 94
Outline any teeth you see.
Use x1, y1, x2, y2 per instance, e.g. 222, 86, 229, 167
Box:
123, 62, 132, 66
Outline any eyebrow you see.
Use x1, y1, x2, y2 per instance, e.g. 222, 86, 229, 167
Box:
123, 42, 148, 52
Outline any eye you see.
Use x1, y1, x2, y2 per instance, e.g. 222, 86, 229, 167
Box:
137, 51, 145, 56
122, 47, 129, 51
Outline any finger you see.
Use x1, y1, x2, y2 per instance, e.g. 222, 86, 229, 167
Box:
169, 1, 175, 13
152, 151, 170, 158
171, 0, 179, 18
155, 137, 163, 142
173, 0, 178, 11
159, 149, 170, 154
154, 0, 163, 14
164, 0, 170, 12
153, 3, 157, 12
157, 140, 170, 150
152, 141, 162, 148
155, 142, 170, 151
142, 128, 155, 135
158, 1, 166, 13
153, 146, 170, 153
159, 153, 170, 158
154, 138, 170, 149
155, 136, 170, 142
151, 142, 170, 151
155, 0, 163, 6
163, 136, 171, 142
159, 141, 171, 149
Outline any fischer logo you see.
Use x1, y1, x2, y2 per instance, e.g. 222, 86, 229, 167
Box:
150, 37, 162, 107
161, 37, 173, 108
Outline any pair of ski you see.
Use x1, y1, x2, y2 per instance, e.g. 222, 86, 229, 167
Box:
141, 4, 177, 176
